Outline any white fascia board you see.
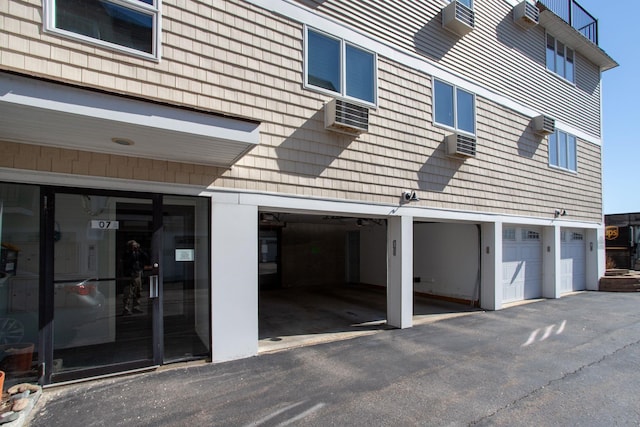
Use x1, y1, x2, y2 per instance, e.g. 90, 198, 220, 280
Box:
0, 74, 259, 146
0, 166, 247, 205
0, 167, 215, 197
554, 120, 600, 145
398, 205, 602, 228
246, 0, 601, 146
235, 189, 602, 228
1, 165, 603, 228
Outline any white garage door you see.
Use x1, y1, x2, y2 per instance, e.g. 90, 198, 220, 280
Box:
502, 227, 543, 303
561, 229, 586, 293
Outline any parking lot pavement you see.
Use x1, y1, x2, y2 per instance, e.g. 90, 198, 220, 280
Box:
28, 292, 640, 426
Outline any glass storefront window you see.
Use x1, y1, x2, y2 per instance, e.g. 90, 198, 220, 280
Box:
162, 196, 211, 363
0, 183, 211, 384
0, 183, 40, 385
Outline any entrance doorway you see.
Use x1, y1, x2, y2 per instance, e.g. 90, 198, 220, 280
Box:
45, 190, 211, 383
3, 185, 214, 385
48, 193, 157, 382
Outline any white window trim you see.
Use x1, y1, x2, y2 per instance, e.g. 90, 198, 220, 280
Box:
545, 32, 575, 85
43, 0, 162, 62
503, 228, 516, 241
522, 229, 541, 241
432, 77, 477, 136
548, 129, 578, 173
304, 25, 378, 108
549, 164, 578, 175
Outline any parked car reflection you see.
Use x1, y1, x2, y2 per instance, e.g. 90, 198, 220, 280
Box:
55, 277, 106, 311
0, 277, 108, 349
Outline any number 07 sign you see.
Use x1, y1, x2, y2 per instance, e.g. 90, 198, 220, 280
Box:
91, 220, 120, 230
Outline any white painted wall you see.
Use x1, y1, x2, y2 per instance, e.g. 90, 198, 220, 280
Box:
359, 224, 387, 287
387, 216, 413, 328
193, 197, 210, 350
542, 226, 561, 299
586, 228, 605, 291
211, 200, 258, 362
481, 222, 502, 311
413, 223, 480, 301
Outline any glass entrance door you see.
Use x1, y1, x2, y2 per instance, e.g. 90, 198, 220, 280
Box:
41, 188, 211, 384
48, 191, 160, 382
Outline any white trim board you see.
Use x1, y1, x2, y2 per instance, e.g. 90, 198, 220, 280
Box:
0, 167, 602, 229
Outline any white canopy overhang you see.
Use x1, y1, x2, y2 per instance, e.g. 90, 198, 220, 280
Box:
0, 72, 260, 167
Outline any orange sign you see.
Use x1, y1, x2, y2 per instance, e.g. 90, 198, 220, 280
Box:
605, 226, 619, 240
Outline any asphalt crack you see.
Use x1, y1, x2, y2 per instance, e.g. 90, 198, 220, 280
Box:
469, 338, 640, 426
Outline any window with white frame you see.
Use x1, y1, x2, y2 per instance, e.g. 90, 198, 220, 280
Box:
549, 129, 577, 172
305, 27, 377, 106
522, 229, 540, 241
45, 0, 161, 59
433, 79, 475, 135
546, 34, 574, 83
503, 228, 516, 241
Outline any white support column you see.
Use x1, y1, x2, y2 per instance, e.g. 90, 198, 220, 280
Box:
586, 227, 605, 291
387, 215, 413, 328
542, 225, 561, 299
480, 222, 502, 311
211, 201, 258, 362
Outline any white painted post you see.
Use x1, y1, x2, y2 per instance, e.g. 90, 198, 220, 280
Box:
211, 200, 258, 362
480, 222, 502, 311
387, 216, 413, 328
542, 225, 561, 299
586, 227, 604, 291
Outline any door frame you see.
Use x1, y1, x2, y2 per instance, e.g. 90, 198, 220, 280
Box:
40, 186, 164, 384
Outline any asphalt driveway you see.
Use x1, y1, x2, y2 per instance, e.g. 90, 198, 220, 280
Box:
29, 292, 640, 426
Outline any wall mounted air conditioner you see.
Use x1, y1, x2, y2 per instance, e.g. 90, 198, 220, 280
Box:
533, 115, 555, 136
513, 1, 539, 30
442, 1, 475, 36
325, 99, 369, 135
446, 132, 477, 158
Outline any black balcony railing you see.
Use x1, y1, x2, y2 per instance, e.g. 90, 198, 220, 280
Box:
538, 0, 598, 45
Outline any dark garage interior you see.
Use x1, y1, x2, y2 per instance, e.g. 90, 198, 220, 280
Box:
257, 213, 480, 353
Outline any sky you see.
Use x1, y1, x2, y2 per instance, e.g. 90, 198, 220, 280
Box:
576, 0, 639, 214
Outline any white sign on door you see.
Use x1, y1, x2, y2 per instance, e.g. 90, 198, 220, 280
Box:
175, 249, 194, 262
90, 220, 120, 230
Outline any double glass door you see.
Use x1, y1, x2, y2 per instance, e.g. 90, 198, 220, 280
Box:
0, 183, 210, 385
46, 189, 211, 383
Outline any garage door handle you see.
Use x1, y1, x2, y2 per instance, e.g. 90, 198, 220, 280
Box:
149, 275, 159, 299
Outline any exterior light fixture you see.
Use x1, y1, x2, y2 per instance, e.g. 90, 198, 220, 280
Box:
111, 137, 135, 146
402, 190, 420, 202
260, 213, 277, 223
